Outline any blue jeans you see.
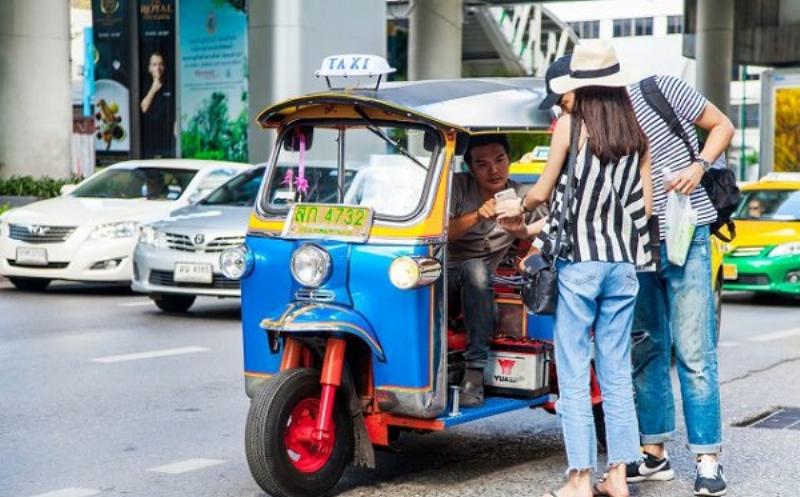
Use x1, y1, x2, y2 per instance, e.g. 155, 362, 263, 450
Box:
447, 259, 495, 369
632, 225, 722, 454
555, 260, 642, 472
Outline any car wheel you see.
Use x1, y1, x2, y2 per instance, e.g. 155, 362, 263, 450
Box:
151, 294, 196, 312
9, 277, 51, 292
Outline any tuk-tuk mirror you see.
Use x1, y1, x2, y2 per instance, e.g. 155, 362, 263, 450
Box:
283, 126, 314, 151
423, 130, 438, 152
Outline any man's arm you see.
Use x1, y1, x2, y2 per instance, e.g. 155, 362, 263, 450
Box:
668, 101, 735, 195
448, 199, 496, 242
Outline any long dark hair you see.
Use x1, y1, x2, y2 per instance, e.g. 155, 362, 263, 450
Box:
573, 86, 648, 165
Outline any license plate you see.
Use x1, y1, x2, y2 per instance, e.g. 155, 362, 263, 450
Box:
723, 263, 738, 280
16, 247, 48, 266
174, 263, 213, 284
283, 203, 373, 242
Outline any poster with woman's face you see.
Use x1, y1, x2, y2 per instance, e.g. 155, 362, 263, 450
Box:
139, 0, 176, 159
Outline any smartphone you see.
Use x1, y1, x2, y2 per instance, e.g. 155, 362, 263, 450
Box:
494, 188, 517, 203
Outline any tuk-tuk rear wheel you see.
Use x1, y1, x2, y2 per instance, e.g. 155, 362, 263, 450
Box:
245, 368, 354, 497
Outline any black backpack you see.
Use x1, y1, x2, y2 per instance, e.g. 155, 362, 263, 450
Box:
639, 76, 741, 242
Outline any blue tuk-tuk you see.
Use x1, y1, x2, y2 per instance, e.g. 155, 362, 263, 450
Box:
220, 55, 603, 497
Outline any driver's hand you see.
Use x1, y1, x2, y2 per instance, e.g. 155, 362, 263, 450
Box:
496, 198, 523, 219
478, 199, 497, 221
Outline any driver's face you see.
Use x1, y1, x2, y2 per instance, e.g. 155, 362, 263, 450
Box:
468, 143, 510, 194
748, 200, 763, 217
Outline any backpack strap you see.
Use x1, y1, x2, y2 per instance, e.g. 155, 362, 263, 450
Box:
639, 76, 697, 162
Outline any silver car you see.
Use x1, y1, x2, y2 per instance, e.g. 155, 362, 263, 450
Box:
132, 166, 265, 312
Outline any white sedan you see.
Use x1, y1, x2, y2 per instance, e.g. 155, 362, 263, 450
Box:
0, 159, 248, 290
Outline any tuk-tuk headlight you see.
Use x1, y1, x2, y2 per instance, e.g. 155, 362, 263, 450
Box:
291, 244, 331, 288
220, 245, 254, 280
389, 256, 442, 290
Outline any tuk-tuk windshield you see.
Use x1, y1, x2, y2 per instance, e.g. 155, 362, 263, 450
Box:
262, 123, 439, 221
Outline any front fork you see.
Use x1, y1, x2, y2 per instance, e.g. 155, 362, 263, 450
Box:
281, 337, 347, 443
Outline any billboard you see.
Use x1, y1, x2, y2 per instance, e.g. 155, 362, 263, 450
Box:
179, 0, 249, 163
760, 69, 800, 175
138, 0, 177, 158
92, 0, 132, 155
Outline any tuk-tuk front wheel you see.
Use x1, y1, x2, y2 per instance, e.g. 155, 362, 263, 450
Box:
245, 368, 354, 497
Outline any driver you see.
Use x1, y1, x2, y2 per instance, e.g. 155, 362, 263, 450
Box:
448, 134, 547, 407
747, 198, 764, 218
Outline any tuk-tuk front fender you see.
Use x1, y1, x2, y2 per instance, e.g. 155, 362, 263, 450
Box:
260, 302, 385, 361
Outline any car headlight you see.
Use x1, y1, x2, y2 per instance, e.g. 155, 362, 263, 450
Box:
769, 242, 800, 257
220, 244, 254, 280
138, 225, 162, 247
90, 221, 140, 240
388, 256, 442, 289
290, 244, 331, 288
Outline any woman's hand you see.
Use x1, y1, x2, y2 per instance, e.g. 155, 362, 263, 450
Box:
498, 214, 528, 239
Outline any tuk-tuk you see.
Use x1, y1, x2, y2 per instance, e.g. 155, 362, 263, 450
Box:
220, 55, 603, 497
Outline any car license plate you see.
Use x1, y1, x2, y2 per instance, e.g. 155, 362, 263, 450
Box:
283, 203, 373, 242
723, 263, 738, 281
16, 247, 48, 266
174, 263, 213, 284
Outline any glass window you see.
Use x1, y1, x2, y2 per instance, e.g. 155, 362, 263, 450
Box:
71, 167, 197, 200
667, 15, 683, 34
634, 17, 653, 36
568, 20, 600, 39
733, 190, 800, 221
613, 18, 633, 37
203, 168, 265, 207
262, 124, 438, 220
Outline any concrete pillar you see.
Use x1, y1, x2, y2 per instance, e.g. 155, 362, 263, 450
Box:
0, 0, 72, 178
695, 0, 734, 115
409, 0, 463, 80
248, 0, 387, 163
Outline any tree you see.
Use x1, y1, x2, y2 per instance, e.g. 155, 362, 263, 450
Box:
774, 88, 800, 172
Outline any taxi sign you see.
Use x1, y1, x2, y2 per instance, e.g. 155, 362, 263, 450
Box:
316, 54, 396, 78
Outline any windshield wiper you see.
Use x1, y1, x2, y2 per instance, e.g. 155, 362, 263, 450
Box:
353, 105, 428, 171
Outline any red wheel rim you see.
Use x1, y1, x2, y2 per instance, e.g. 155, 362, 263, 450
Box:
284, 397, 336, 473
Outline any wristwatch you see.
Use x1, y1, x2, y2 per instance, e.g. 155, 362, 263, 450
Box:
696, 157, 712, 172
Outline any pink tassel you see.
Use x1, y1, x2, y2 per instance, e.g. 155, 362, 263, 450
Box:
295, 133, 308, 195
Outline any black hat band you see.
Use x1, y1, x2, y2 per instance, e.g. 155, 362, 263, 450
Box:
570, 63, 620, 79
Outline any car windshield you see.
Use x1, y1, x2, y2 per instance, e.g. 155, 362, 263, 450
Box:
733, 189, 800, 221
262, 123, 439, 220
71, 167, 197, 200
203, 168, 265, 206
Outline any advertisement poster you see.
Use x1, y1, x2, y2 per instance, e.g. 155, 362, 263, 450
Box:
92, 0, 131, 155
139, 0, 176, 158
179, 0, 249, 163
774, 87, 800, 172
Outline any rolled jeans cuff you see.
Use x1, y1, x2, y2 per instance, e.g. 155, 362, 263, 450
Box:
688, 443, 722, 455
640, 431, 674, 445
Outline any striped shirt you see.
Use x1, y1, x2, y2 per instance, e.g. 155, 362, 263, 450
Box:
628, 75, 717, 239
539, 140, 652, 266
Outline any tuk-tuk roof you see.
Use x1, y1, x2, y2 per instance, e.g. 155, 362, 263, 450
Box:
257, 78, 556, 132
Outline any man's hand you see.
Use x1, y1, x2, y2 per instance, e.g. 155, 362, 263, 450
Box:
477, 198, 497, 221
496, 198, 523, 220
666, 162, 704, 195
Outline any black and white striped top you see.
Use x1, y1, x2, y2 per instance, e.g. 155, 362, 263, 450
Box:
538, 139, 652, 266
628, 75, 717, 239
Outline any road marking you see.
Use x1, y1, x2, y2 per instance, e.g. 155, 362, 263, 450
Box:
748, 327, 800, 343
26, 488, 100, 497
718, 341, 741, 348
147, 458, 226, 474
119, 301, 153, 307
91, 346, 209, 363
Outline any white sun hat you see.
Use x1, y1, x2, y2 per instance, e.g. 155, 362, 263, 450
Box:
549, 40, 638, 94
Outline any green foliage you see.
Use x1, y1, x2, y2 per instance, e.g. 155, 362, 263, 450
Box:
0, 175, 81, 198
181, 91, 249, 163
507, 132, 552, 162
0, 202, 10, 216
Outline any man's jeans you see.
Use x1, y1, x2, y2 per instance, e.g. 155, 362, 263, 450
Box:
555, 260, 641, 471
448, 259, 495, 370
632, 225, 722, 454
